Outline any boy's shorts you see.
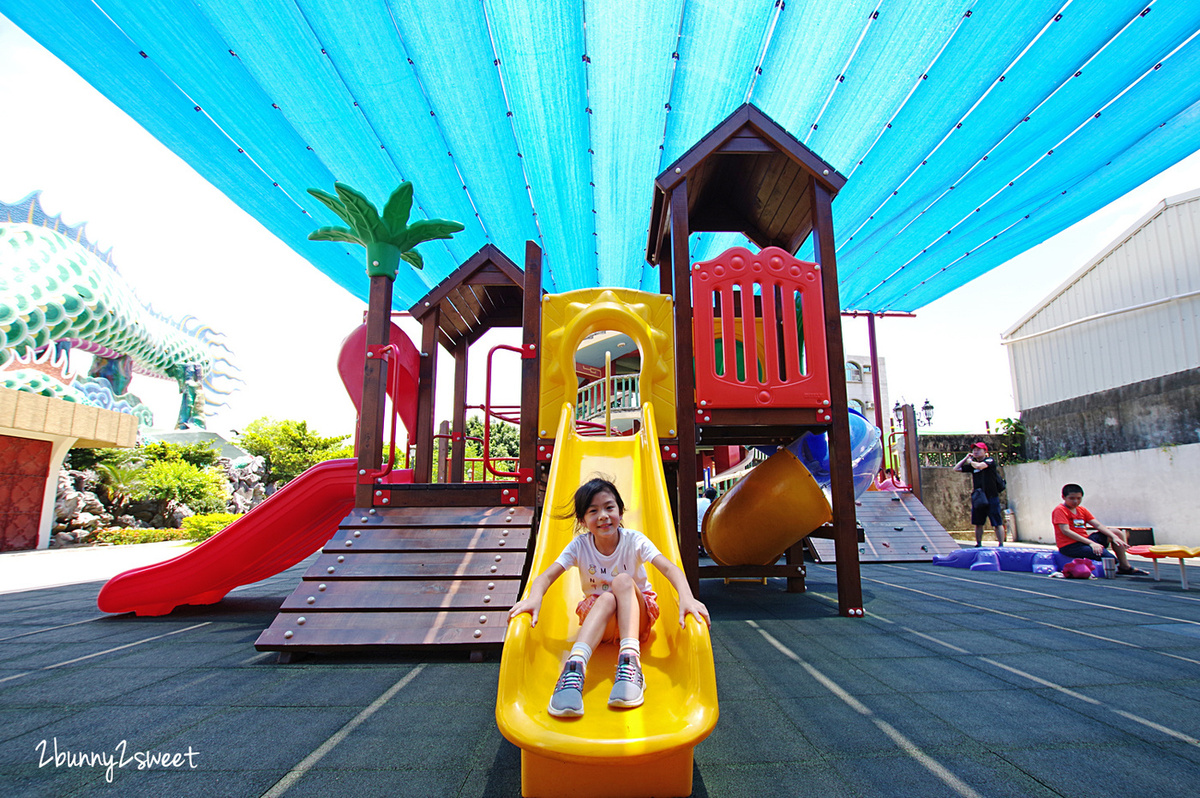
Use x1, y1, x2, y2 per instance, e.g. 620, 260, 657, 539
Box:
576, 590, 660, 641
1058, 531, 1111, 561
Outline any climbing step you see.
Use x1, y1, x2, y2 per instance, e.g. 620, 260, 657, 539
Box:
806, 491, 958, 563
256, 503, 534, 656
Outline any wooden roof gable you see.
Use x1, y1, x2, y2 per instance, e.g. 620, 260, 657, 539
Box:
646, 104, 848, 266
409, 244, 528, 349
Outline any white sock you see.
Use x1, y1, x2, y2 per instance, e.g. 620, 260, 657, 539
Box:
567, 642, 593, 669
618, 637, 640, 660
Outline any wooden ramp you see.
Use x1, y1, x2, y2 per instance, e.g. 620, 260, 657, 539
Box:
806, 491, 958, 563
256, 502, 534, 660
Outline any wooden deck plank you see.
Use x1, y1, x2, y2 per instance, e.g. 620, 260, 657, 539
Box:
343, 506, 534, 527
280, 578, 521, 610
324, 526, 531, 552
256, 610, 509, 648
305, 551, 527, 579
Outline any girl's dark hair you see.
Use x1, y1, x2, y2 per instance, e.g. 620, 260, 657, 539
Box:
562, 476, 625, 523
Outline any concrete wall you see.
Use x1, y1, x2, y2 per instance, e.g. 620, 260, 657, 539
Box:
1021, 366, 1200, 459
1006, 442, 1200, 547
920, 467, 973, 531
919, 466, 1010, 533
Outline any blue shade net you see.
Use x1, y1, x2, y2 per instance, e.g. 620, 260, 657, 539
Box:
3, 0, 1198, 313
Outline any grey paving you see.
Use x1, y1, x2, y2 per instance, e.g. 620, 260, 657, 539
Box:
0, 555, 1198, 796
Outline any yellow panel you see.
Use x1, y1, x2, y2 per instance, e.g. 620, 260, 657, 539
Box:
496, 405, 717, 796
538, 289, 676, 437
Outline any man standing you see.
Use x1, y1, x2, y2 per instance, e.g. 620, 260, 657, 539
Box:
954, 442, 1006, 547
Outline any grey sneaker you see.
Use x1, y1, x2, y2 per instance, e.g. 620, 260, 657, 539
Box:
607, 653, 645, 708
548, 660, 585, 717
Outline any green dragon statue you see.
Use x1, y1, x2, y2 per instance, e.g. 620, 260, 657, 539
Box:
0, 192, 240, 428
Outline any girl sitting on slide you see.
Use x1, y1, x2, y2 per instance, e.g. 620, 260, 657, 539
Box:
508, 477, 710, 718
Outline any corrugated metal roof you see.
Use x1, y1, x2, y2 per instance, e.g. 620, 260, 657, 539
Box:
1002, 187, 1200, 409
3, 1, 1199, 313
1003, 186, 1200, 337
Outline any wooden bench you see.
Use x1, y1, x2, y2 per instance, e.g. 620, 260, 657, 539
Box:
1126, 545, 1199, 589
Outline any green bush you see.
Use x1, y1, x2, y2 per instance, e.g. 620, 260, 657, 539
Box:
133, 460, 228, 514
141, 440, 219, 469
95, 461, 144, 510
95, 527, 190, 545
182, 513, 243, 542
66, 447, 127, 471
236, 417, 351, 484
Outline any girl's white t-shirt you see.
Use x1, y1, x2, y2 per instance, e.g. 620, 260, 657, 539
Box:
554, 528, 662, 599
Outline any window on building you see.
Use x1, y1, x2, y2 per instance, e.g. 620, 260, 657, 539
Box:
849, 398, 865, 413
845, 361, 862, 383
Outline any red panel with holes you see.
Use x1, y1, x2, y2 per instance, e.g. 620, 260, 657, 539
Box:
692, 246, 830, 412
0, 434, 52, 551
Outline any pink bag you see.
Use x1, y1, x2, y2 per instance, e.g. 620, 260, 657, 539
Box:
1062, 558, 1095, 579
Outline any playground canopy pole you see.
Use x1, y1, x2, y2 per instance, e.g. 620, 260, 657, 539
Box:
867, 314, 885, 435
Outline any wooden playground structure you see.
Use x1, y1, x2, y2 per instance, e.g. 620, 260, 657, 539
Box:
255, 104, 870, 659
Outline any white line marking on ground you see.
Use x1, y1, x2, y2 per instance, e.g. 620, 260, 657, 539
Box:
979, 657, 1200, 747
898, 566, 1200, 626
260, 664, 426, 798
239, 652, 274, 666
747, 620, 982, 798
0, 616, 105, 643
0, 622, 211, 685
891, 624, 1200, 748
806, 590, 894, 623
831, 569, 1200, 668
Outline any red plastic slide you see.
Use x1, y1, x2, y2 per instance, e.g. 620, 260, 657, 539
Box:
98, 458, 360, 616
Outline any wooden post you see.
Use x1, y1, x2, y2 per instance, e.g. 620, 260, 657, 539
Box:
355, 275, 394, 507
902, 404, 922, 501
436, 420, 450, 483
520, 241, 543, 506
451, 343, 468, 483
811, 179, 863, 616
414, 308, 441, 484
670, 184, 700, 595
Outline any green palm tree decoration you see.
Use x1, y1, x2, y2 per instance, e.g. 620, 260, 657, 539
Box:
307, 181, 464, 280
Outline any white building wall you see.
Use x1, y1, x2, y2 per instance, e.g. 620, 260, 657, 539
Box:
1003, 189, 1200, 410
1006, 443, 1200, 548
844, 354, 888, 425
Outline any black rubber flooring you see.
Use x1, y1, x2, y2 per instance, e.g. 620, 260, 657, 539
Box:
2, 556, 1199, 797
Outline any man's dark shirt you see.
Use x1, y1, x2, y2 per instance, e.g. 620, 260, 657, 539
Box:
970, 457, 1003, 498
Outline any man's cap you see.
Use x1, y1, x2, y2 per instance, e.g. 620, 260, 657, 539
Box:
972, 442, 988, 451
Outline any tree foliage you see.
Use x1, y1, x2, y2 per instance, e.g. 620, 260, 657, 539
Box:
236, 417, 352, 484
133, 460, 228, 514
140, 440, 219, 469
465, 416, 520, 459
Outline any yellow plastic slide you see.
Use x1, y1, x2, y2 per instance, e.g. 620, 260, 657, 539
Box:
497, 405, 718, 798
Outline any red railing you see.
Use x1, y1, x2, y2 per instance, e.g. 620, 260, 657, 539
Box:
691, 246, 830, 412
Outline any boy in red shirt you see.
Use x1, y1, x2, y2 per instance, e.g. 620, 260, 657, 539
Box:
1053, 483, 1148, 575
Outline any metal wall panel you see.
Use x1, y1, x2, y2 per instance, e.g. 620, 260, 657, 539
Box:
1004, 191, 1200, 411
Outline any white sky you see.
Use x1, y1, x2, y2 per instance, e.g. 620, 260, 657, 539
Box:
3, 14, 1199, 440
